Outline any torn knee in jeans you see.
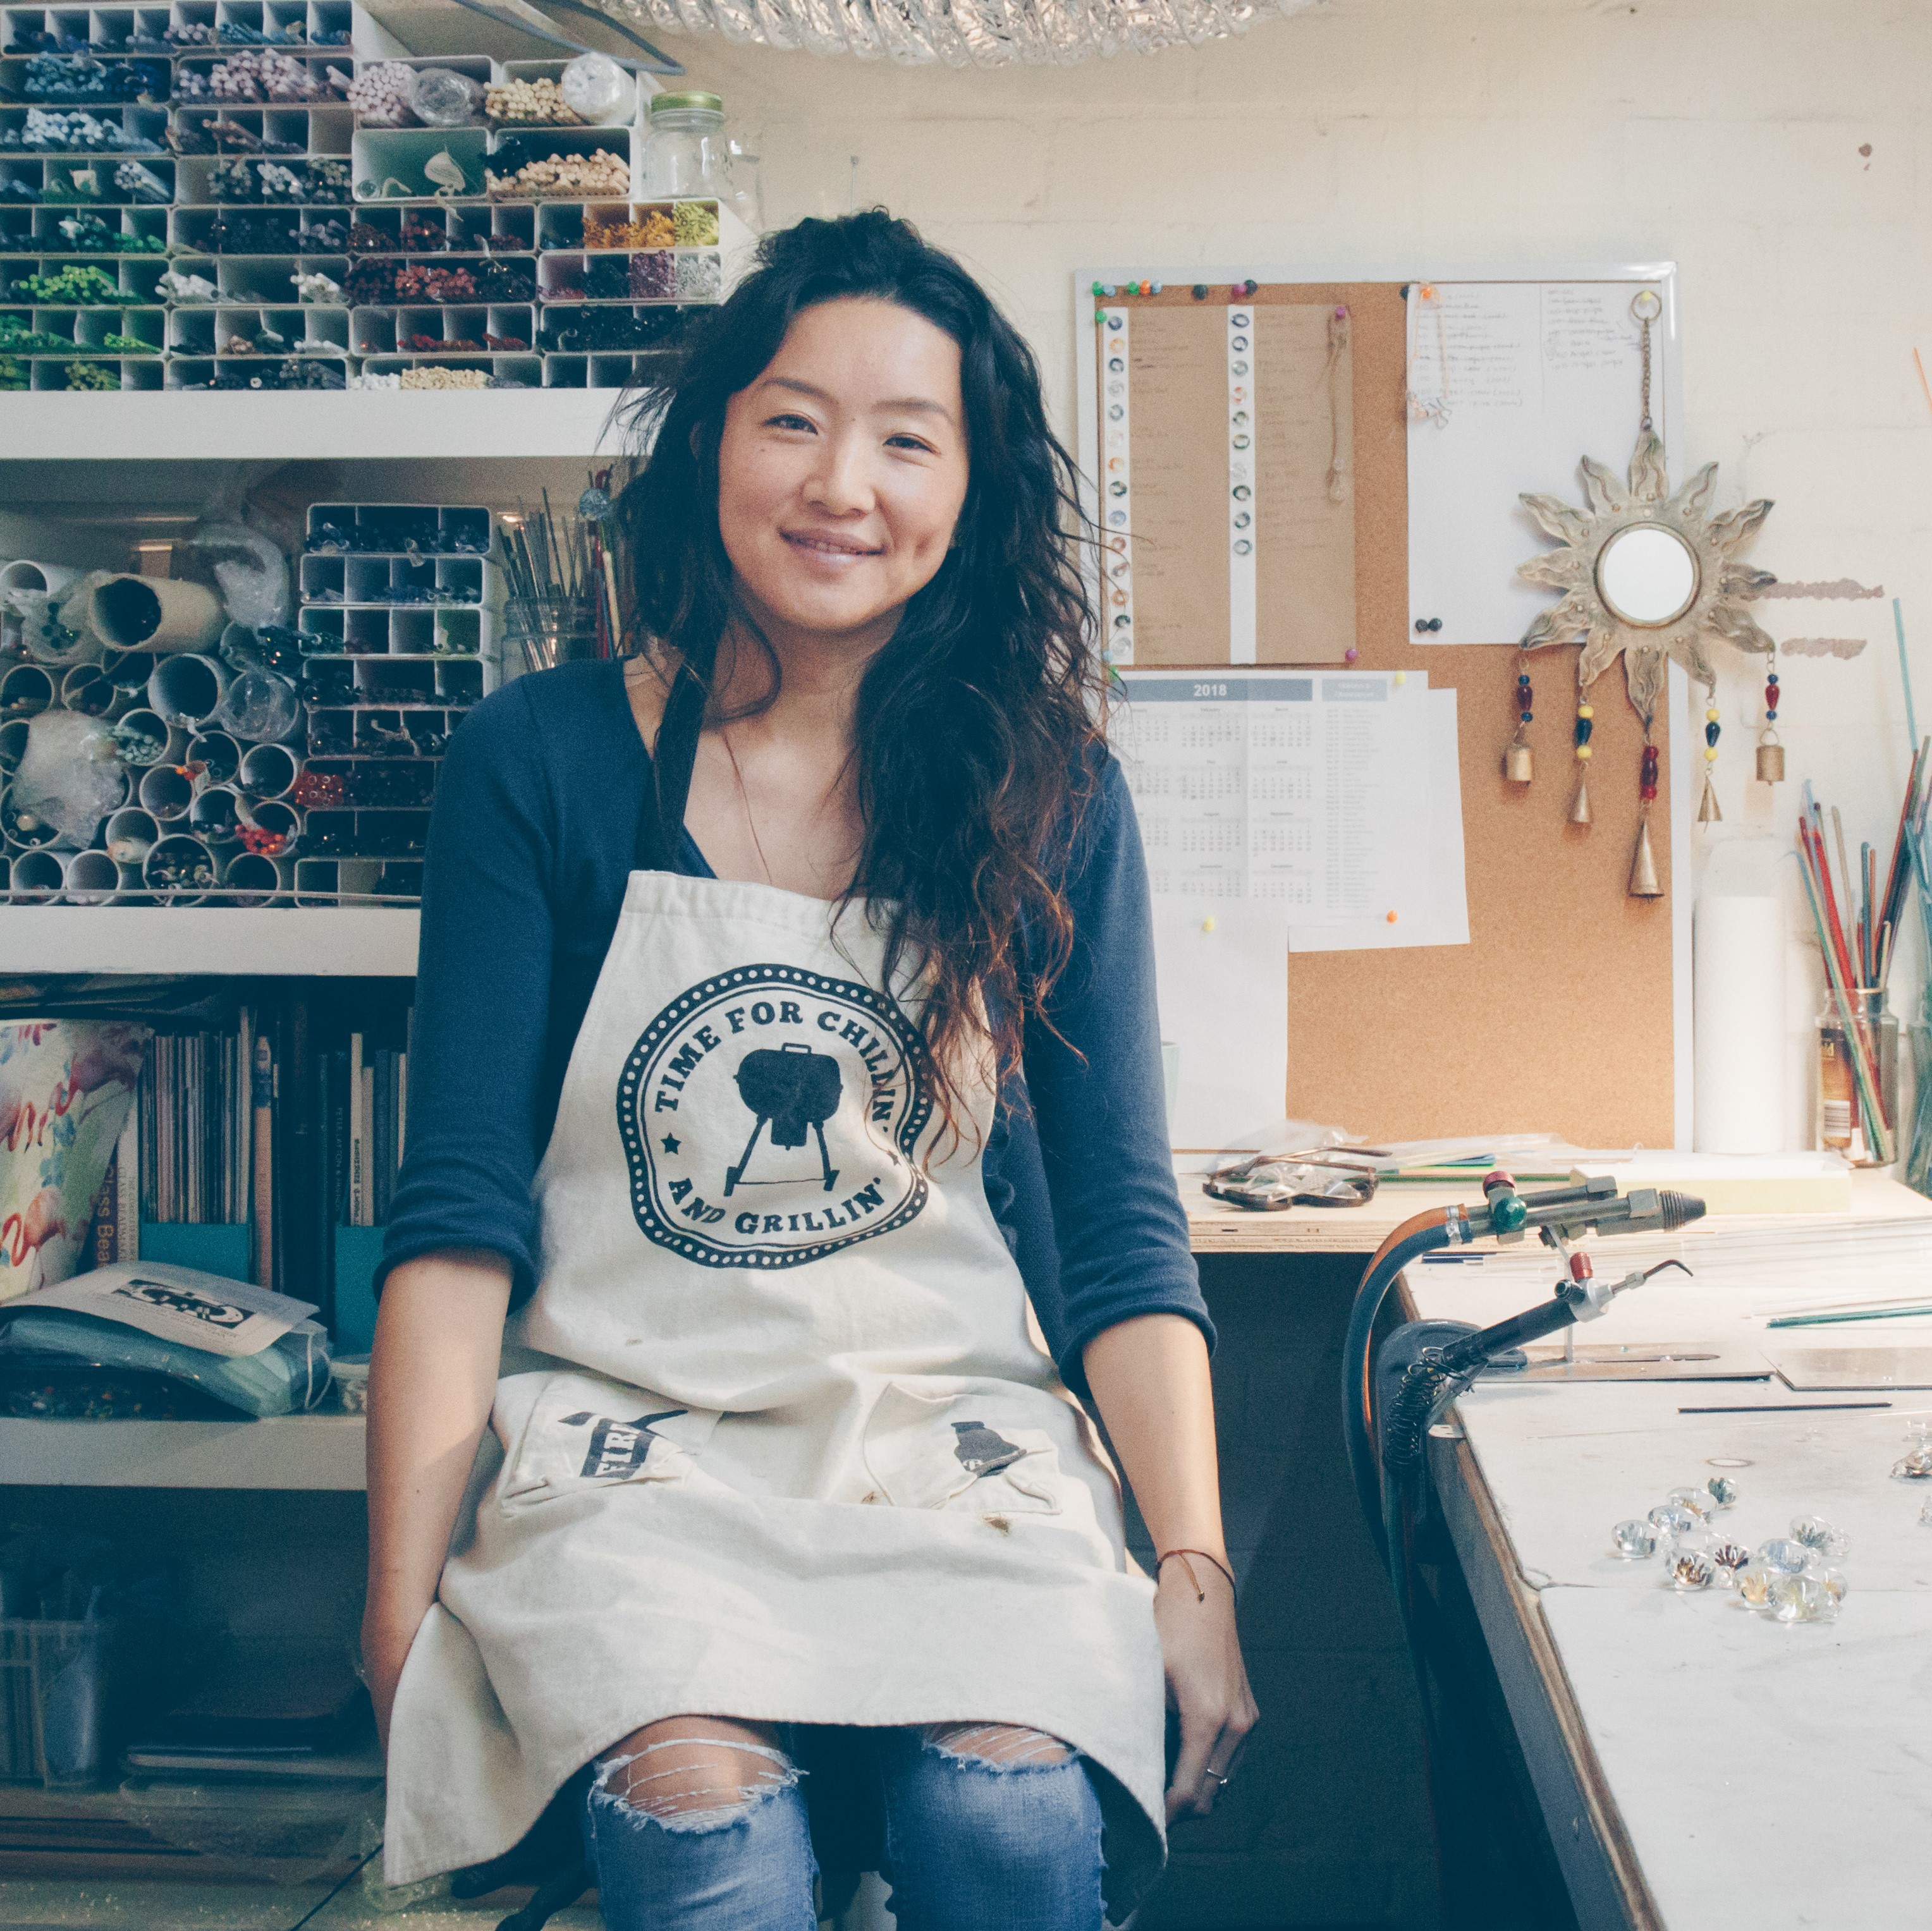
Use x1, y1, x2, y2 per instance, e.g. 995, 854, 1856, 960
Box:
591, 1722, 798, 1834
920, 1722, 1073, 1770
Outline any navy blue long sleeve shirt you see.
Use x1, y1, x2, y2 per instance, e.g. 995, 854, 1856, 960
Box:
381, 659, 1211, 1394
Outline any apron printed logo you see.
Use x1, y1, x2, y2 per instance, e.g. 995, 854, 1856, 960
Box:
559, 1406, 687, 1480
951, 1420, 1026, 1478
617, 965, 932, 1269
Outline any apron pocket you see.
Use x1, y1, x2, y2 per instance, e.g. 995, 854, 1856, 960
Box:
494, 1370, 721, 1509
861, 1382, 1064, 1517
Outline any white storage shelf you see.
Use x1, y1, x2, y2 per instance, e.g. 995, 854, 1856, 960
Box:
0, 1410, 367, 1487
0, 904, 419, 972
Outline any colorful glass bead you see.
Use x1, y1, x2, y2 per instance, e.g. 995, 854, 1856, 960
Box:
1734, 1559, 1774, 1607
1791, 1514, 1850, 1557
1665, 1486, 1715, 1520
1610, 1519, 1657, 1559
1766, 1573, 1835, 1624
1710, 1541, 1749, 1582
1649, 1503, 1701, 1538
1756, 1538, 1810, 1574
1670, 1549, 1715, 1592
1706, 1475, 1740, 1507
1574, 716, 1593, 744
1517, 673, 1531, 688
1705, 721, 1721, 746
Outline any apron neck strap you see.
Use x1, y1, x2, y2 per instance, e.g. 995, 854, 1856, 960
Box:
634, 651, 709, 874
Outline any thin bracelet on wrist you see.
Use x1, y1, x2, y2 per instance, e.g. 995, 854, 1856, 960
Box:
1156, 1547, 1237, 1602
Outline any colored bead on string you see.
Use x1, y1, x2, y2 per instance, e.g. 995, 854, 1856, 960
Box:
1630, 734, 1663, 896
1758, 661, 1785, 783
1503, 659, 1534, 783
1568, 697, 1594, 824
1697, 683, 1722, 824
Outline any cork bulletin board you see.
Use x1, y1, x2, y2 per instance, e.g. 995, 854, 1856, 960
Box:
1079, 277, 1680, 1149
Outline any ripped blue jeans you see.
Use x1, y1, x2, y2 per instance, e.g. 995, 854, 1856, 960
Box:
581, 1719, 1106, 1931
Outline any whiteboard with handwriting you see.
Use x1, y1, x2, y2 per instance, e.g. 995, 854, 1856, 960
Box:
1405, 271, 1680, 647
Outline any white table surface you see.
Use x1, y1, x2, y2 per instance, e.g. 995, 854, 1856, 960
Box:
1408, 1207, 1932, 1928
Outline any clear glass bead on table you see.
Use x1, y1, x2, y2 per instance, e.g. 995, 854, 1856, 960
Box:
1610, 1520, 1656, 1559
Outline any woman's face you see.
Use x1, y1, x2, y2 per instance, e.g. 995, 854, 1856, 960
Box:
716, 296, 970, 649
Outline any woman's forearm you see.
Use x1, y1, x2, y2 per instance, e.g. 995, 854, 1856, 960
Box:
1082, 1312, 1226, 1561
365, 1249, 511, 1639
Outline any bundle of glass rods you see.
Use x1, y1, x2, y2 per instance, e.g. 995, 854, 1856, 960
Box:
498, 483, 621, 670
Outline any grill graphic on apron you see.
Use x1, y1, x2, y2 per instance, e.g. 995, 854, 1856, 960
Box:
727, 1042, 842, 1195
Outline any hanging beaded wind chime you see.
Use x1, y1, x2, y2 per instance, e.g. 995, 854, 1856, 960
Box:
1511, 289, 1779, 898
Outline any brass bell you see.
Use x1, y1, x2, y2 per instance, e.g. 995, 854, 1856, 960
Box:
1757, 741, 1785, 783
1503, 742, 1533, 784
1567, 771, 1593, 825
1697, 774, 1723, 825
1629, 816, 1663, 898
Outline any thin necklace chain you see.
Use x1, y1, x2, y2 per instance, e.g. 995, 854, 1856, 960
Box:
716, 722, 858, 894
719, 724, 776, 886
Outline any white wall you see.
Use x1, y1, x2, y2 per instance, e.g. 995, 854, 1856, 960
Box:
623, 0, 1920, 1151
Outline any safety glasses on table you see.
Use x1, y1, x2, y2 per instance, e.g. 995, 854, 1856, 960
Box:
1201, 1148, 1386, 1211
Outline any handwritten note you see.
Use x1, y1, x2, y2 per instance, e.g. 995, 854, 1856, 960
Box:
1405, 276, 1672, 645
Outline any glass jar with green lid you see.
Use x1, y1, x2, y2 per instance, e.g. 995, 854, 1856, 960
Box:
642, 90, 731, 200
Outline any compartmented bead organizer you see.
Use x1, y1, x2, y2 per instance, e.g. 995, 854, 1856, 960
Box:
288, 500, 492, 904
0, 3, 751, 390
0, 500, 494, 906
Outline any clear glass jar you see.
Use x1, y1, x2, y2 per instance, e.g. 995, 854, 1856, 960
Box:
1817, 985, 1898, 1166
641, 90, 731, 200
503, 597, 600, 676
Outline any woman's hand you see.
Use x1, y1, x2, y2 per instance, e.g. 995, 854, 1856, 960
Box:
1080, 1313, 1260, 1824
1154, 1553, 1257, 1822
364, 1248, 511, 1759
361, 1600, 430, 1750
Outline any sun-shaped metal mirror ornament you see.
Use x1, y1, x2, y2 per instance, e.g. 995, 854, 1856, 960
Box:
1512, 289, 1777, 897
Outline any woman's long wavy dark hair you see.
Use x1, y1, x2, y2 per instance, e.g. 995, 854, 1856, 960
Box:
613, 210, 1106, 1147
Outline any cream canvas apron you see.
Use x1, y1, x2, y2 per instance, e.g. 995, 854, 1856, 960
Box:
384, 732, 1168, 1906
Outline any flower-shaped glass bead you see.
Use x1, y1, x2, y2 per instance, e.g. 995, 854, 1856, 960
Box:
1709, 1541, 1749, 1586
1892, 1447, 1932, 1481
1668, 1549, 1715, 1592
1734, 1559, 1775, 1607
1756, 1538, 1811, 1575
1704, 1475, 1740, 1509
1610, 1520, 1656, 1560
1790, 1516, 1850, 1558
1648, 1503, 1701, 1540
1805, 1561, 1847, 1605
1766, 1573, 1835, 1624
1664, 1486, 1715, 1521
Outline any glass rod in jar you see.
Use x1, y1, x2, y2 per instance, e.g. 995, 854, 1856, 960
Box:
1816, 985, 1898, 1166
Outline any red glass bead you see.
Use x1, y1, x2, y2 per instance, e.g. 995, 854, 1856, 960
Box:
1641, 783, 1658, 800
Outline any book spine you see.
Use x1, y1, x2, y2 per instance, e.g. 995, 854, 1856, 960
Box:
89, 1149, 118, 1270
372, 1049, 391, 1227
114, 1100, 139, 1262
251, 1028, 275, 1288
326, 1049, 348, 1229
235, 1009, 252, 1229
359, 1063, 376, 1228
348, 1033, 366, 1231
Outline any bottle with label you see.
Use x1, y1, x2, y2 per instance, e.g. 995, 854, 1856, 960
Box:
1816, 985, 1897, 1166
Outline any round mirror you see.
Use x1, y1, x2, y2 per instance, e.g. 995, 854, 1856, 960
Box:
1596, 523, 1699, 628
